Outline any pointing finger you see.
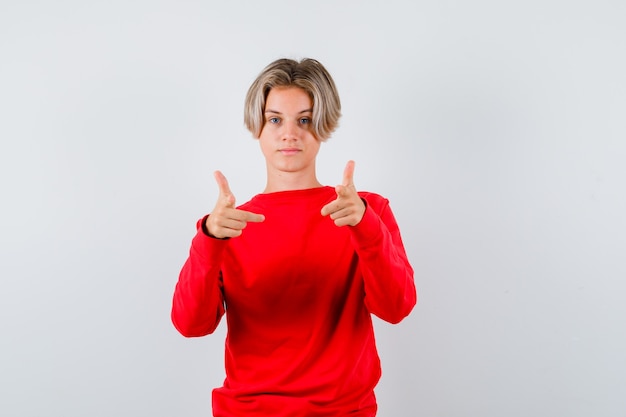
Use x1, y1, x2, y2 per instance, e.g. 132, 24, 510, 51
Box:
320, 200, 335, 217
241, 210, 265, 223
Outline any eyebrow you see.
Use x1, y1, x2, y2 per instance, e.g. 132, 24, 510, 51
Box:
264, 108, 313, 115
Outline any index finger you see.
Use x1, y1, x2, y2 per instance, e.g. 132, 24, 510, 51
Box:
240, 210, 265, 223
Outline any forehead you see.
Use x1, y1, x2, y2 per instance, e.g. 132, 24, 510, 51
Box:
265, 86, 312, 111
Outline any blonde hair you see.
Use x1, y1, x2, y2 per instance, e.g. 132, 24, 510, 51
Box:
244, 58, 341, 141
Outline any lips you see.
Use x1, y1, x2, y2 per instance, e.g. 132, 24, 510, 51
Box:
279, 148, 301, 155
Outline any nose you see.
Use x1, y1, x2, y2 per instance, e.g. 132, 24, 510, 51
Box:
281, 120, 300, 141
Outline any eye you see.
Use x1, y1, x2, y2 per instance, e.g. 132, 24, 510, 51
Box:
299, 117, 311, 125
268, 117, 280, 124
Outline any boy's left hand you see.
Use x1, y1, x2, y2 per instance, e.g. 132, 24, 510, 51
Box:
321, 160, 366, 227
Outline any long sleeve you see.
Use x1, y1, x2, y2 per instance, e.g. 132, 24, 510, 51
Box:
171, 217, 228, 337
173, 187, 416, 415
350, 194, 417, 324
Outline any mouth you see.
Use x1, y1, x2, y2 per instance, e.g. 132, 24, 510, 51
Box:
278, 148, 301, 156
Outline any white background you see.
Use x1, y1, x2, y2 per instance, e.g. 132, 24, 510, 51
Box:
1, 1, 625, 416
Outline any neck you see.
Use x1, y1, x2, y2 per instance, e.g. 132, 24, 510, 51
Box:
263, 169, 322, 193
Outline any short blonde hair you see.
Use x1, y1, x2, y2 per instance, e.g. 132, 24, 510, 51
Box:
244, 58, 341, 141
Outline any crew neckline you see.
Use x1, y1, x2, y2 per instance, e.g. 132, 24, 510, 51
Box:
251, 186, 334, 202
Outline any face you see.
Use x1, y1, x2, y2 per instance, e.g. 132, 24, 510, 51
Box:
258, 86, 321, 178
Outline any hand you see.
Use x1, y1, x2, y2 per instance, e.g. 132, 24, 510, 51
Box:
321, 160, 366, 227
205, 171, 265, 239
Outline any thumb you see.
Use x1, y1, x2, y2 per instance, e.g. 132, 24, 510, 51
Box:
342, 160, 356, 187
335, 184, 351, 198
214, 170, 235, 207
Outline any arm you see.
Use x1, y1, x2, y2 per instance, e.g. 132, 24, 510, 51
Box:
171, 217, 228, 337
320, 161, 416, 323
172, 172, 264, 336
350, 195, 417, 324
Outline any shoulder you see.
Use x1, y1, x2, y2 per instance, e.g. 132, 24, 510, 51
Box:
357, 191, 390, 213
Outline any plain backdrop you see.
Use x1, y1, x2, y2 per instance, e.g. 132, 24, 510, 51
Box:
1, 1, 625, 416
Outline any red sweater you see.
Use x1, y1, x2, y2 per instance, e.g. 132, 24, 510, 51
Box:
172, 186, 416, 416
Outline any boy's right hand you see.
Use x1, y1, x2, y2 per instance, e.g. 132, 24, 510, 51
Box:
205, 171, 265, 239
